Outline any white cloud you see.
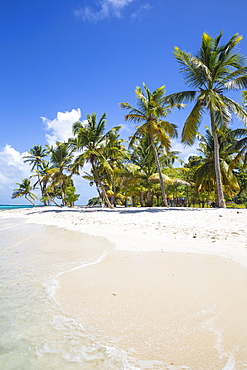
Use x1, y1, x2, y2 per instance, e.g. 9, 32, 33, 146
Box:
41, 109, 97, 204
41, 108, 81, 147
0, 109, 97, 205
0, 144, 32, 203
74, 0, 134, 21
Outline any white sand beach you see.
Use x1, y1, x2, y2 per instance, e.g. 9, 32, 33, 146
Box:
2, 206, 247, 264
1, 206, 247, 369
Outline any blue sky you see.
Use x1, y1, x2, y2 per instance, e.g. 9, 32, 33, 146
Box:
1, 0, 247, 205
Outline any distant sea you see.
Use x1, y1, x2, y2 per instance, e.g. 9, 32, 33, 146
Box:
0, 205, 41, 210
0, 205, 84, 210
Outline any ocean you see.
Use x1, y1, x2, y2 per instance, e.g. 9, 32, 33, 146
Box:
0, 217, 137, 370
0, 205, 39, 210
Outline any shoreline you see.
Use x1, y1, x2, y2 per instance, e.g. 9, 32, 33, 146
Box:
56, 250, 247, 368
1, 206, 247, 266
1, 206, 247, 368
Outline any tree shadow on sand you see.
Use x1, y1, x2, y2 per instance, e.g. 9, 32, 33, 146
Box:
26, 206, 210, 216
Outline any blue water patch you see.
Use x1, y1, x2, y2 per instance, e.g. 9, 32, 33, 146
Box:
0, 205, 43, 210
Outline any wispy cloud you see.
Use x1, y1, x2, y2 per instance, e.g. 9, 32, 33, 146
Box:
131, 3, 151, 20
171, 139, 199, 164
74, 0, 149, 22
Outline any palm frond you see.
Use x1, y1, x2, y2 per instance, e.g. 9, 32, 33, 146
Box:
221, 96, 247, 124
182, 101, 204, 145
174, 47, 206, 88
220, 66, 247, 89
164, 91, 197, 105
148, 173, 173, 184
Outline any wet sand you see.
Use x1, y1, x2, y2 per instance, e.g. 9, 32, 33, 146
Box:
56, 250, 247, 369
2, 207, 247, 368
0, 218, 120, 369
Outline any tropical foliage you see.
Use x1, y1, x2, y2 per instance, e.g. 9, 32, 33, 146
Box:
12, 178, 38, 205
13, 32, 247, 208
120, 83, 183, 206
22, 143, 79, 207
166, 32, 247, 207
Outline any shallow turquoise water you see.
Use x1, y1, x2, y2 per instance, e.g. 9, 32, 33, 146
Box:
0, 218, 137, 370
0, 205, 35, 210
0, 205, 43, 210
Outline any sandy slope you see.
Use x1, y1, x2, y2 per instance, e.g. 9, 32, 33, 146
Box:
2, 206, 247, 368
2, 206, 247, 266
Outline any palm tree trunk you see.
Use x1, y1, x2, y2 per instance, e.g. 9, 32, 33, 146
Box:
150, 138, 169, 207
210, 110, 226, 208
25, 195, 36, 206
61, 186, 66, 206
47, 193, 62, 208
140, 192, 144, 207
91, 161, 114, 209
94, 180, 103, 203
59, 175, 66, 206
146, 189, 153, 207
41, 182, 48, 206
113, 181, 117, 207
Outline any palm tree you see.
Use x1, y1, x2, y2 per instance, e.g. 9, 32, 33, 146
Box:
126, 135, 160, 206
192, 127, 240, 199
131, 135, 158, 177
101, 126, 130, 206
31, 162, 61, 206
12, 178, 38, 206
119, 163, 153, 206
23, 145, 48, 171
120, 83, 182, 207
48, 142, 74, 206
70, 112, 116, 209
227, 127, 247, 166
24, 145, 49, 199
166, 32, 247, 207
119, 135, 184, 206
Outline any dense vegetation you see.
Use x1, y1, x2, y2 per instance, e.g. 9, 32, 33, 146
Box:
12, 32, 247, 208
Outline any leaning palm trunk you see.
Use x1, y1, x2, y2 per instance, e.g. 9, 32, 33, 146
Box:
25, 195, 36, 206
41, 183, 49, 206
93, 180, 102, 202
47, 193, 62, 208
91, 161, 114, 209
150, 138, 169, 207
210, 110, 226, 208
